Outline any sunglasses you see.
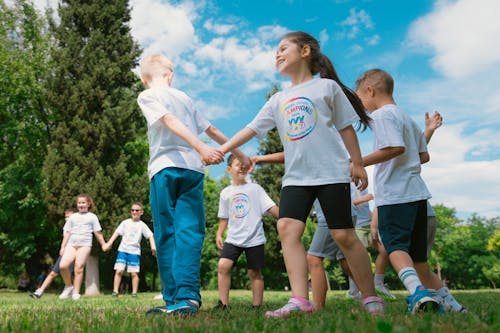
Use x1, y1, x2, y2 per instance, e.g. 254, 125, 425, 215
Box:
131, 209, 142, 212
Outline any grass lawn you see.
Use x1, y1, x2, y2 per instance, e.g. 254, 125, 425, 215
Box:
0, 289, 499, 332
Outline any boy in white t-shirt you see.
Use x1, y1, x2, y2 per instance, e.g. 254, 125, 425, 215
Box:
103, 202, 156, 297
356, 69, 463, 314
215, 154, 279, 309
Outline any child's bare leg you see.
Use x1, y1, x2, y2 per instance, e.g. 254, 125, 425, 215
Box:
414, 262, 442, 289
131, 272, 139, 294
113, 270, 123, 293
72, 246, 91, 295
217, 258, 233, 305
59, 247, 77, 286
331, 229, 376, 297
306, 254, 327, 310
278, 218, 308, 299
248, 268, 264, 306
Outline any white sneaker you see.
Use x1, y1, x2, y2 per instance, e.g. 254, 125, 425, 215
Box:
375, 284, 397, 300
30, 288, 43, 299
72, 293, 81, 301
58, 286, 74, 299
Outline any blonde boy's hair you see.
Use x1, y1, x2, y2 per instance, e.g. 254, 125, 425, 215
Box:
356, 69, 394, 95
140, 54, 174, 82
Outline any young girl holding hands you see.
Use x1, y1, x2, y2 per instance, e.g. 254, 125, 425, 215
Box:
58, 194, 106, 300
215, 31, 383, 317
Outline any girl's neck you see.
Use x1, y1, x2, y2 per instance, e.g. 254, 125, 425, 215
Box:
289, 64, 314, 86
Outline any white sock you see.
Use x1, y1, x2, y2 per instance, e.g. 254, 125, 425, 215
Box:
436, 287, 463, 310
374, 273, 385, 286
348, 277, 359, 295
398, 267, 422, 294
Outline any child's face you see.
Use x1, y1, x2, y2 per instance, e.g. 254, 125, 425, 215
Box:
228, 159, 247, 182
77, 197, 90, 213
275, 38, 305, 77
64, 211, 74, 221
130, 205, 143, 221
356, 85, 376, 113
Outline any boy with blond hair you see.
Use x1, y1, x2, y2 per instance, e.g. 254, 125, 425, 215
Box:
138, 54, 250, 316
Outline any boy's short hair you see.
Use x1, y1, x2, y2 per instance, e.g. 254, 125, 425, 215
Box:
140, 54, 174, 82
356, 69, 394, 95
131, 202, 144, 209
227, 154, 237, 167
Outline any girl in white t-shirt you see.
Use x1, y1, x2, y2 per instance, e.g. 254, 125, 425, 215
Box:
58, 194, 106, 300
217, 31, 383, 317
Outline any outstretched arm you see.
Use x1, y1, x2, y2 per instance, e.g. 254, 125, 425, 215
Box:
94, 231, 106, 250
204, 124, 251, 168
103, 231, 120, 252
161, 114, 224, 165
148, 236, 157, 257
218, 127, 258, 168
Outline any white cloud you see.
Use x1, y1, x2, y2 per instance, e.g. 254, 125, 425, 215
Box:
130, 0, 198, 58
337, 8, 374, 39
204, 19, 235, 35
408, 0, 500, 78
319, 29, 329, 46
422, 124, 500, 217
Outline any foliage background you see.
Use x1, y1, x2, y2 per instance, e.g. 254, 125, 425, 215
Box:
0, 0, 498, 292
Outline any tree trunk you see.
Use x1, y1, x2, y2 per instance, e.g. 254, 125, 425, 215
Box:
84, 255, 100, 295
435, 253, 442, 281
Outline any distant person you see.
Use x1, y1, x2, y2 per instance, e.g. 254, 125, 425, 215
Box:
103, 202, 156, 298
31, 209, 76, 299
36, 270, 47, 289
217, 32, 384, 317
18, 271, 30, 292
214, 154, 278, 310
137, 54, 250, 316
58, 194, 106, 301
356, 69, 462, 313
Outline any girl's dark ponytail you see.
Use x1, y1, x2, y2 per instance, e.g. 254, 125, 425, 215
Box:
283, 31, 370, 131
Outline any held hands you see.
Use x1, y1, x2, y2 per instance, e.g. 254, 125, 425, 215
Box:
151, 248, 157, 257
200, 144, 224, 166
350, 163, 368, 191
425, 111, 443, 131
102, 242, 111, 252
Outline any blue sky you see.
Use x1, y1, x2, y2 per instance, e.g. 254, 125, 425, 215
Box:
34, 0, 500, 218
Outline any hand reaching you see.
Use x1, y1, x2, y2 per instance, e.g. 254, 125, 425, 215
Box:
350, 163, 368, 191
425, 111, 443, 131
200, 144, 225, 166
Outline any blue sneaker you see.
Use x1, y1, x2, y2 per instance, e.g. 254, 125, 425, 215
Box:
166, 300, 199, 316
406, 285, 440, 314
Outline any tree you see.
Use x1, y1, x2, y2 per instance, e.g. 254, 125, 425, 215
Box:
42, 0, 145, 291
0, 0, 53, 282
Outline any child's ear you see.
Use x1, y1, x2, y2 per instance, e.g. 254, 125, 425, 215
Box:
301, 44, 311, 58
141, 77, 150, 88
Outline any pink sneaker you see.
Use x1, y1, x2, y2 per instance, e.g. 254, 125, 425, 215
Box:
265, 297, 314, 318
363, 296, 384, 315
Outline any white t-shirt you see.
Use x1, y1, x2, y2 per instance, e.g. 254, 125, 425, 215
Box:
350, 183, 371, 228
427, 201, 435, 217
137, 85, 211, 179
371, 104, 431, 206
115, 219, 153, 255
247, 78, 359, 187
64, 212, 102, 247
218, 182, 276, 247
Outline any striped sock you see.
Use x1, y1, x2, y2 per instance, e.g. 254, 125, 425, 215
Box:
398, 267, 422, 294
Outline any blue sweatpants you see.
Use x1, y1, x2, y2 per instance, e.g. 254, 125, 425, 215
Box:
150, 167, 205, 305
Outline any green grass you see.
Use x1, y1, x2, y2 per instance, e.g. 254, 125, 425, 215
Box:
0, 289, 498, 332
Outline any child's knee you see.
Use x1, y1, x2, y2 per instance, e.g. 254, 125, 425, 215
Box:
218, 259, 233, 274
331, 229, 357, 248
248, 269, 262, 281
307, 254, 324, 271
115, 270, 124, 277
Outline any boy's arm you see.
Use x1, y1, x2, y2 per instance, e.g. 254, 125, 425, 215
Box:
103, 231, 120, 252
205, 124, 251, 168
352, 193, 374, 206
59, 231, 70, 256
338, 125, 368, 190
216, 218, 228, 250
419, 151, 430, 164
148, 236, 157, 257
362, 146, 405, 167
161, 113, 224, 165
267, 205, 279, 219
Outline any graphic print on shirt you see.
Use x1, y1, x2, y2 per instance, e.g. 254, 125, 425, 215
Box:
281, 96, 318, 141
230, 193, 250, 219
